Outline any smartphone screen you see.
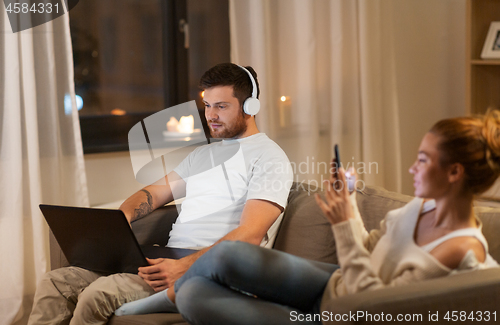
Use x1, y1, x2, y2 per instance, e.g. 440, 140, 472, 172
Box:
334, 144, 354, 192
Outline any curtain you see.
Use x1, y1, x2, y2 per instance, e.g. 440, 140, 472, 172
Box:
0, 7, 88, 325
229, 0, 465, 194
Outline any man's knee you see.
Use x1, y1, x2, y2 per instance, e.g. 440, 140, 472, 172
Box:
41, 266, 100, 288
34, 271, 70, 304
210, 241, 260, 274
74, 273, 153, 321
176, 277, 212, 319
210, 241, 248, 264
37, 269, 59, 290
39, 267, 73, 286
211, 240, 236, 257
35, 267, 93, 303
74, 277, 122, 322
29, 268, 90, 325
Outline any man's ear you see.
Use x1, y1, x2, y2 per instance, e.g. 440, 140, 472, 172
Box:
448, 163, 465, 184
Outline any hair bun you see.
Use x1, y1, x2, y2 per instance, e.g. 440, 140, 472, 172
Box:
482, 108, 500, 173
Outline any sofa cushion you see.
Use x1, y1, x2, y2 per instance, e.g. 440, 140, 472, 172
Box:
273, 182, 337, 263
474, 206, 500, 262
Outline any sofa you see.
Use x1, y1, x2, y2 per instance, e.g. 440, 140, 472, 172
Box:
49, 183, 500, 324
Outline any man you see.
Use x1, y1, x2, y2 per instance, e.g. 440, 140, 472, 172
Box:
28, 63, 293, 324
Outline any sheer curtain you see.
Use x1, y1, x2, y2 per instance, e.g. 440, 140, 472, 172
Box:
230, 0, 402, 192
0, 7, 88, 325
230, 0, 466, 194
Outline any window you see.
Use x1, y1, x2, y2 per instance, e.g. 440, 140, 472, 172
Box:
70, 0, 191, 153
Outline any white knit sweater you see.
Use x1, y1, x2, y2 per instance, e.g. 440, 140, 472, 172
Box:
320, 194, 498, 309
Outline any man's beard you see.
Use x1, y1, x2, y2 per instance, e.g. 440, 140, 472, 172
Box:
209, 112, 247, 139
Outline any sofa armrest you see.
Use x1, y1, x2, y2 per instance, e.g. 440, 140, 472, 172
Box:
322, 268, 500, 324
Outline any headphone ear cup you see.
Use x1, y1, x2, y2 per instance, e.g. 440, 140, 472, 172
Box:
243, 97, 261, 116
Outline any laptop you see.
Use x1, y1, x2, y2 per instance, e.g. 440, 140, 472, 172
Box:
39, 204, 197, 274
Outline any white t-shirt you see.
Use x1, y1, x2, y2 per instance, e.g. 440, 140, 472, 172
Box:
167, 133, 293, 249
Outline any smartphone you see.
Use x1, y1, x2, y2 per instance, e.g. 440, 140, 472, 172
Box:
334, 144, 341, 176
333, 144, 355, 192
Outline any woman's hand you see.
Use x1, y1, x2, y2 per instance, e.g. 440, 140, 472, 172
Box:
315, 167, 355, 225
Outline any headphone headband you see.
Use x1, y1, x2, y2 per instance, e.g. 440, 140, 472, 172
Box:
236, 64, 260, 116
237, 65, 258, 99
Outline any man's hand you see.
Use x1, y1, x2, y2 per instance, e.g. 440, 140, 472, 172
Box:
138, 258, 190, 292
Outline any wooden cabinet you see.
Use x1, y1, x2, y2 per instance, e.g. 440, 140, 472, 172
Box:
466, 0, 500, 114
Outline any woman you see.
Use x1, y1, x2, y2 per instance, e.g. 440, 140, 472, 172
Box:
116, 111, 500, 324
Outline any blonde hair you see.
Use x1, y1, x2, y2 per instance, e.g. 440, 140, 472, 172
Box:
429, 109, 500, 195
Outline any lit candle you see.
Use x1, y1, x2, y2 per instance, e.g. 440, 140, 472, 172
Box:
279, 96, 291, 127
166, 117, 179, 132
178, 115, 194, 133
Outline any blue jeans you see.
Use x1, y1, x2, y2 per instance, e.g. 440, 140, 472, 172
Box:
174, 241, 339, 325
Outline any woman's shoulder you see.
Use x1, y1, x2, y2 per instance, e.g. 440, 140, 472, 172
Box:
430, 235, 486, 270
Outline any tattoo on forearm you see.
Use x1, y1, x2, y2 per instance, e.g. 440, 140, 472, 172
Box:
133, 189, 153, 221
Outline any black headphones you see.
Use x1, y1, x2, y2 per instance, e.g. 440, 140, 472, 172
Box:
236, 65, 261, 116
